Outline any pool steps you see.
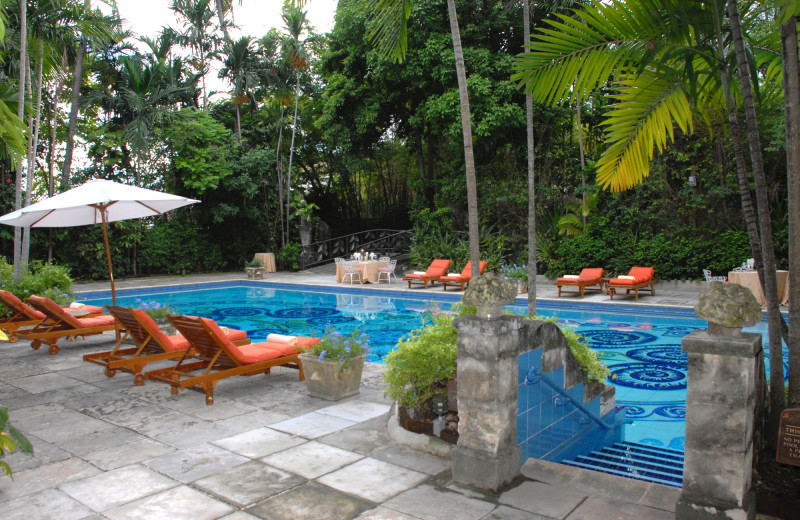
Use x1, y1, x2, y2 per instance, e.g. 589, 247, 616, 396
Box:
562, 441, 684, 488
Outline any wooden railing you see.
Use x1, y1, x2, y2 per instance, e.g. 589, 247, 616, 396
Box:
300, 229, 412, 269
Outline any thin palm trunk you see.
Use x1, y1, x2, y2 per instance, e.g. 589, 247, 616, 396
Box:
21, 42, 44, 269
446, 0, 480, 279
286, 74, 300, 244
62, 0, 91, 189
276, 104, 286, 247
13, 0, 27, 281
576, 80, 586, 232
524, 0, 536, 316
781, 14, 800, 407
215, 0, 230, 41
727, 0, 785, 435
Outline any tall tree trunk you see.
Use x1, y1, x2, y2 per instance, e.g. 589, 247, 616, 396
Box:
576, 78, 586, 232
21, 42, 44, 269
781, 13, 800, 407
286, 73, 301, 245
275, 103, 286, 247
62, 36, 86, 188
446, 0, 480, 279
727, 0, 785, 435
13, 0, 27, 281
215, 0, 231, 41
62, 0, 90, 189
524, 0, 536, 316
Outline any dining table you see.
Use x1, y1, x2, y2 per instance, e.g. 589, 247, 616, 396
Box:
727, 269, 789, 306
336, 260, 388, 284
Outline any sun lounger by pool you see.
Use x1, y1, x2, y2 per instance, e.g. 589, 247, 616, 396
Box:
403, 259, 452, 289
24, 295, 118, 354
0, 290, 104, 342
147, 315, 318, 405
554, 268, 606, 298
83, 305, 250, 385
607, 267, 656, 301
440, 261, 488, 291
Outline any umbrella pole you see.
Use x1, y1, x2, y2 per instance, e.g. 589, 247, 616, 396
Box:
100, 211, 116, 306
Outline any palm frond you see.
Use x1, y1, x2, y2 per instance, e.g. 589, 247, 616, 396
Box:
596, 70, 693, 191
365, 0, 413, 63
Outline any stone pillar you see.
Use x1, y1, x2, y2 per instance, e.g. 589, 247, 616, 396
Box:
676, 282, 763, 520
452, 273, 520, 492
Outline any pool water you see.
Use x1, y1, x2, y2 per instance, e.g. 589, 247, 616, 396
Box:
79, 282, 783, 452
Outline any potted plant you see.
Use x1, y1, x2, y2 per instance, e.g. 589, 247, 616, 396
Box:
244, 258, 265, 279
299, 328, 369, 401
500, 264, 529, 293
135, 299, 178, 334
384, 305, 461, 443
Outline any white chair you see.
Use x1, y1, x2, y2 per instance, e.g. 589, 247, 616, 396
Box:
341, 261, 363, 284
377, 259, 398, 283
703, 269, 727, 284
334, 257, 345, 264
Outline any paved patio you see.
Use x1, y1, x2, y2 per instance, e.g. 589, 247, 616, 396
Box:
0, 269, 771, 519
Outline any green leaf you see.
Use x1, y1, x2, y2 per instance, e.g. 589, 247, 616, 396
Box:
6, 424, 32, 454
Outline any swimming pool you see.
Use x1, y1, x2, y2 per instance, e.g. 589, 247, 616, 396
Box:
78, 281, 782, 452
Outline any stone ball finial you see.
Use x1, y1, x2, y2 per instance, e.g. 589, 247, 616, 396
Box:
463, 272, 517, 318
694, 282, 763, 335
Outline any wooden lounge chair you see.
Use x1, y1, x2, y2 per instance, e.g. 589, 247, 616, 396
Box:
403, 259, 452, 289
607, 267, 656, 301
83, 305, 250, 385
554, 268, 606, 298
147, 315, 318, 405
440, 261, 488, 291
0, 290, 104, 342
24, 295, 118, 354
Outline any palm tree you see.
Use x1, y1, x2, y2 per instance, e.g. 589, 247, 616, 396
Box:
171, 0, 217, 110
281, 5, 311, 245
363, 0, 481, 278
778, 1, 800, 407
523, 0, 536, 315
219, 36, 258, 139
513, 0, 789, 432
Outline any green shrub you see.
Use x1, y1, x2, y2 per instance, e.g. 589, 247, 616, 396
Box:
276, 242, 302, 271
135, 299, 177, 325
302, 328, 369, 369
531, 316, 610, 383
0, 258, 74, 305
383, 305, 464, 409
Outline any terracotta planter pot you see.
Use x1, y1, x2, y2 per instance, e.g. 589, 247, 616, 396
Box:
298, 353, 366, 401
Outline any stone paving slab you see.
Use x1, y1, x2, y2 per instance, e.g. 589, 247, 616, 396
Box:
143, 443, 249, 483
192, 460, 305, 507
480, 505, 557, 520
565, 496, 675, 520
270, 410, 357, 438
317, 414, 393, 456
103, 484, 234, 520
212, 427, 307, 458
0, 458, 101, 502
381, 485, 497, 520
59, 464, 178, 512
9, 373, 84, 394
355, 506, 421, 519
0, 488, 95, 520
245, 481, 373, 520
316, 400, 391, 422
499, 481, 588, 519
317, 457, 429, 503
371, 444, 451, 476
261, 440, 364, 479
81, 437, 175, 471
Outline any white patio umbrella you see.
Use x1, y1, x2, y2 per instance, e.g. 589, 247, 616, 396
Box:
0, 179, 200, 304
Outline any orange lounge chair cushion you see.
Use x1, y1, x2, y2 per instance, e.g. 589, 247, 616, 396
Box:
609, 266, 654, 285
234, 344, 284, 364
578, 268, 604, 281
29, 295, 116, 328
133, 309, 248, 351
440, 261, 488, 282
405, 259, 452, 279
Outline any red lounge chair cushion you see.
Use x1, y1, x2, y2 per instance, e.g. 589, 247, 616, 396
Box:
75, 315, 116, 328
629, 266, 654, 283
233, 344, 283, 364
405, 259, 452, 279
132, 309, 190, 351
28, 295, 86, 328
1, 290, 47, 320
295, 336, 321, 348
610, 267, 654, 285
578, 268, 604, 281
252, 341, 300, 356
